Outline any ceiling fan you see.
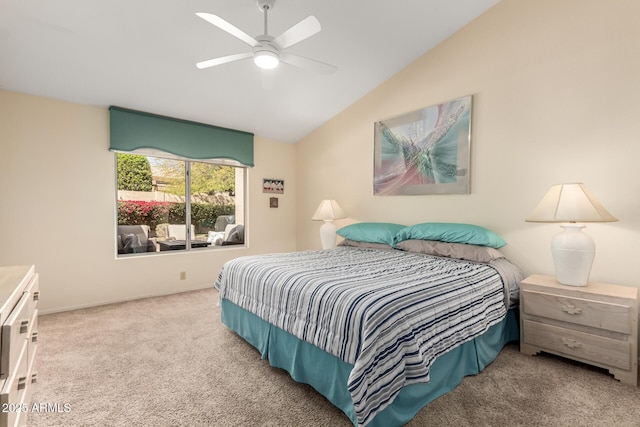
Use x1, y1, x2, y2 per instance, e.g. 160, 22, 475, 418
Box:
196, 0, 337, 75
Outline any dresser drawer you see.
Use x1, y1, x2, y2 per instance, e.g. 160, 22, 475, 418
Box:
0, 344, 28, 427
25, 275, 39, 316
523, 320, 631, 370
0, 293, 31, 379
522, 289, 632, 334
27, 311, 37, 369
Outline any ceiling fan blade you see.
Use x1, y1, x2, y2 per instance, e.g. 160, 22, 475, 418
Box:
196, 52, 253, 69
280, 53, 337, 75
196, 12, 258, 47
273, 15, 321, 49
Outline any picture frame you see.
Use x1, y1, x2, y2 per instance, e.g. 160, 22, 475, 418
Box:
373, 95, 472, 195
263, 178, 284, 194
270, 197, 278, 208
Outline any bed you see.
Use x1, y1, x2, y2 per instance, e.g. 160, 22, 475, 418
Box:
215, 222, 523, 426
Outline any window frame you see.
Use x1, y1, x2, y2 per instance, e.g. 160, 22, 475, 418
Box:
114, 153, 247, 257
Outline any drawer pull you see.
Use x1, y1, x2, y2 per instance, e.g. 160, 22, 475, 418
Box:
33, 291, 40, 302
561, 338, 582, 349
17, 376, 27, 391
20, 320, 29, 334
562, 304, 582, 315
31, 332, 38, 343
31, 373, 37, 384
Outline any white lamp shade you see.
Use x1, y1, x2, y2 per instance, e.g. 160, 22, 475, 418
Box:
312, 200, 346, 221
526, 183, 617, 223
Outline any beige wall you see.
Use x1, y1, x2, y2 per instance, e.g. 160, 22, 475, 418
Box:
296, 0, 640, 287
3, 0, 639, 313
0, 90, 297, 313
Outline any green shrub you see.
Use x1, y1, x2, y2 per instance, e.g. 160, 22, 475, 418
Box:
117, 154, 153, 191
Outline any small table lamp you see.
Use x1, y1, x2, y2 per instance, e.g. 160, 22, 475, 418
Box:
526, 182, 617, 286
312, 200, 346, 249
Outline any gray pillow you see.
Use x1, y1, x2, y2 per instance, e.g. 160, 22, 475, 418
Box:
395, 239, 504, 263
338, 239, 395, 251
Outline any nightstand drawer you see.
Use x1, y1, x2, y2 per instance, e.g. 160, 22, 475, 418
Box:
522, 289, 632, 334
523, 320, 631, 370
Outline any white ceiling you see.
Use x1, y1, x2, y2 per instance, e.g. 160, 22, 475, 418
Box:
0, 0, 500, 143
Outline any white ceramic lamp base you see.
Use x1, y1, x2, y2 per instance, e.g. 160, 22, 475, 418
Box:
551, 224, 595, 286
319, 220, 337, 250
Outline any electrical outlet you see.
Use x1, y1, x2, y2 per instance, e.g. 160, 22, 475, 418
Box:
180, 271, 187, 280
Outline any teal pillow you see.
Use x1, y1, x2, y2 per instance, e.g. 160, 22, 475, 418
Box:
393, 222, 506, 249
337, 222, 405, 246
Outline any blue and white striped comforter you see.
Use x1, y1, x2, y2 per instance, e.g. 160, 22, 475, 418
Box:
215, 247, 518, 426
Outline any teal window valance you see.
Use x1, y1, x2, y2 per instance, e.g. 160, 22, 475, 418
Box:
109, 106, 254, 167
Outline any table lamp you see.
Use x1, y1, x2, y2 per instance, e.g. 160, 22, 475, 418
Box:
312, 200, 346, 249
526, 183, 617, 286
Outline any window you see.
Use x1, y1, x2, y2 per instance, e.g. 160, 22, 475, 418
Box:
109, 106, 253, 257
116, 153, 246, 256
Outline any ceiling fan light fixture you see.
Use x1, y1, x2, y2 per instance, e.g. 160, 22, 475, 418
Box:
254, 50, 279, 69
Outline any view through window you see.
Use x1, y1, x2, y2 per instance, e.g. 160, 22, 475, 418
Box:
116, 153, 245, 256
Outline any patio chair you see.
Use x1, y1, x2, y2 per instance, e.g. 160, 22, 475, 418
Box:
167, 224, 196, 241
117, 225, 157, 254
214, 215, 235, 232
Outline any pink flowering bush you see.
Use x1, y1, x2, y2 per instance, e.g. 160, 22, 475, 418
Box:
117, 200, 234, 232
117, 201, 170, 228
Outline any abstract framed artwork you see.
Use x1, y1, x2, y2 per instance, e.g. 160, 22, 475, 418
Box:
373, 95, 472, 195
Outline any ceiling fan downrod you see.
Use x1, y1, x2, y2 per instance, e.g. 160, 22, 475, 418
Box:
254, 0, 279, 69
258, 0, 275, 34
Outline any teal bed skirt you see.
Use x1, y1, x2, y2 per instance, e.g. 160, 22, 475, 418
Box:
221, 299, 519, 427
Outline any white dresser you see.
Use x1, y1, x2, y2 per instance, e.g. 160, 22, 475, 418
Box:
0, 266, 39, 427
520, 274, 638, 386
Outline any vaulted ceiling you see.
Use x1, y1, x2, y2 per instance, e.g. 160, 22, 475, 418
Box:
0, 0, 500, 143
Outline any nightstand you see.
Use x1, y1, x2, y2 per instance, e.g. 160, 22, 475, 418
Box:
520, 274, 638, 386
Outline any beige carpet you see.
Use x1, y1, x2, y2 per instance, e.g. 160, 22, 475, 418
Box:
28, 288, 640, 427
